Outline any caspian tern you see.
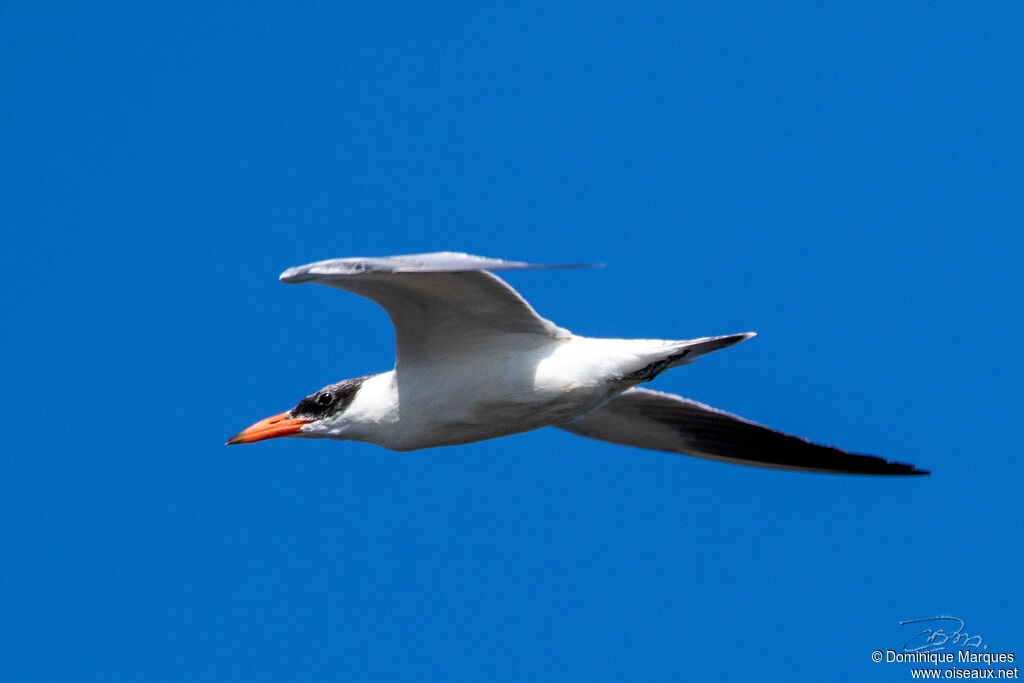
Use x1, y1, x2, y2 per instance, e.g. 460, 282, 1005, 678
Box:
227, 252, 926, 475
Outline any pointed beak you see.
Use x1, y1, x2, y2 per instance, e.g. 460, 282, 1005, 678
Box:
226, 411, 312, 445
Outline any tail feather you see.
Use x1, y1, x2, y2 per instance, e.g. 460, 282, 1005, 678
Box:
670, 332, 755, 366
624, 332, 755, 383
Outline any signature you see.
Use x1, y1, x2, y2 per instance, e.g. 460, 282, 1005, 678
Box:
901, 616, 984, 652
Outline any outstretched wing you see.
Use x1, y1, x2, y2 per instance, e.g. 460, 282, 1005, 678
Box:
280, 252, 597, 367
558, 388, 927, 475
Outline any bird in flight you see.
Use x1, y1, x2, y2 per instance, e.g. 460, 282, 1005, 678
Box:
227, 252, 926, 475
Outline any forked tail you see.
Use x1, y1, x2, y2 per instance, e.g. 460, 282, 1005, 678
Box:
624, 332, 755, 383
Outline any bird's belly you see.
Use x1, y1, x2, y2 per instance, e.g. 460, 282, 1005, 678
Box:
386, 379, 610, 451
405, 402, 598, 449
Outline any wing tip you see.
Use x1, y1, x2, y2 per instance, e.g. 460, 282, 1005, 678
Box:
279, 266, 305, 283
848, 455, 929, 476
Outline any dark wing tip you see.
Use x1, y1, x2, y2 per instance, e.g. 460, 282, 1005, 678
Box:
838, 452, 929, 475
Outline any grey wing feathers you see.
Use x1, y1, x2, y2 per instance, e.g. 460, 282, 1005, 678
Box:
559, 388, 927, 475
278, 252, 596, 366
280, 251, 599, 281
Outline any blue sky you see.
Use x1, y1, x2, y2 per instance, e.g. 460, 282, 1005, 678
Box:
3, 2, 1022, 680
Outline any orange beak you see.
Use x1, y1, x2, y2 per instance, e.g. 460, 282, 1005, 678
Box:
226, 411, 312, 445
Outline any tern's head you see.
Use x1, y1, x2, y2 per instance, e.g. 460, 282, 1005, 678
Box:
226, 377, 368, 445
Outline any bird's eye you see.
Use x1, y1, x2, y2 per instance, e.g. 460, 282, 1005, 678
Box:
317, 392, 333, 407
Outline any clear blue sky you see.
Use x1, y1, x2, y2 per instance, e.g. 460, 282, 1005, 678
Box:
3, 2, 1022, 680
